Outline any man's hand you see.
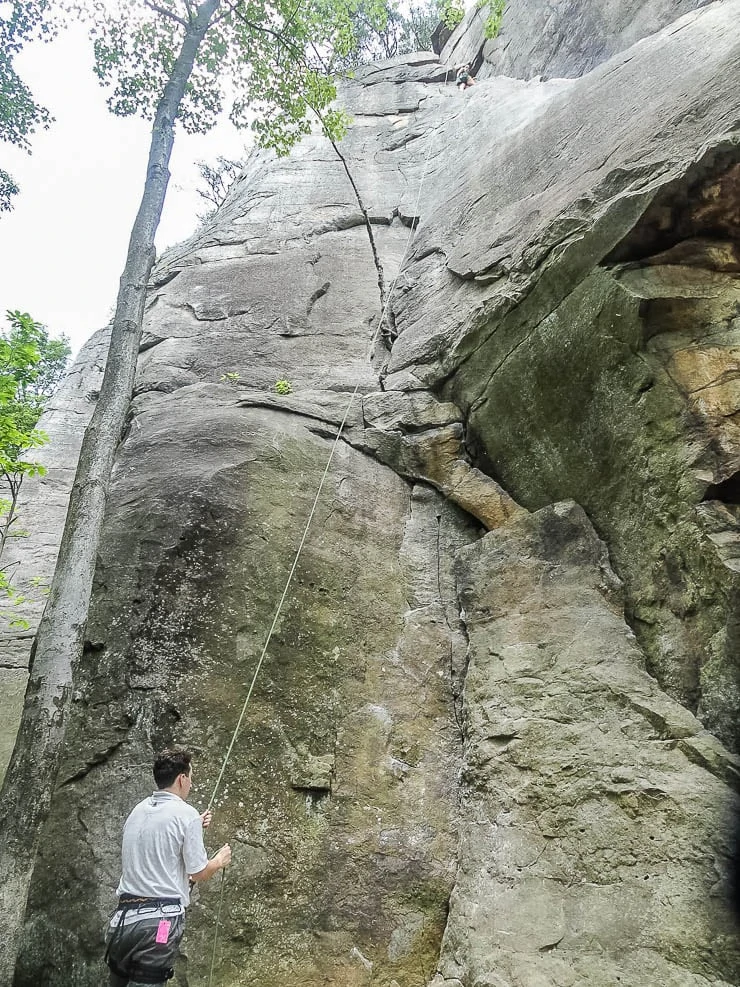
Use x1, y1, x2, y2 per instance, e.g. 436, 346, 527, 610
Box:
200, 809, 213, 829
215, 844, 232, 869
190, 844, 232, 883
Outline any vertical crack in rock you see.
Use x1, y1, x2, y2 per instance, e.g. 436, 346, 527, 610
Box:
324, 134, 389, 336
435, 511, 463, 743
392, 485, 481, 987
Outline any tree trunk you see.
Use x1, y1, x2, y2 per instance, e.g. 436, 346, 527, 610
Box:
0, 472, 22, 562
0, 2, 221, 981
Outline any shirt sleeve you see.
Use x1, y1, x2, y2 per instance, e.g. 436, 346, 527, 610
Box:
182, 815, 209, 875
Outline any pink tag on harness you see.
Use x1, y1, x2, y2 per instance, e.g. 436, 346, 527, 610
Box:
155, 919, 171, 944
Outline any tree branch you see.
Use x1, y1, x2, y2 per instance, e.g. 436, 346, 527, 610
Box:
308, 39, 331, 75
212, 0, 243, 27
230, 2, 301, 56
281, 0, 302, 38
143, 0, 189, 27
232, 9, 286, 44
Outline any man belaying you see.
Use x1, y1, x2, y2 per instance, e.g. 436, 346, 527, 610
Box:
105, 749, 232, 986
456, 63, 476, 91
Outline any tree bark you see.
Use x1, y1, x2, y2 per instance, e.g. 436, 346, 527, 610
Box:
0, 472, 22, 562
0, 2, 221, 982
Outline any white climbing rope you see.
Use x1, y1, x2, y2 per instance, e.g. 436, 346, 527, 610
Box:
204, 71, 444, 985
206, 869, 227, 985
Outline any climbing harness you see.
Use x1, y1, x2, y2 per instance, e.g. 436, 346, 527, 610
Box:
203, 73, 442, 986
104, 895, 180, 983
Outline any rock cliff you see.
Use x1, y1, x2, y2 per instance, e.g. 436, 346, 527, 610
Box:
6, 1, 740, 985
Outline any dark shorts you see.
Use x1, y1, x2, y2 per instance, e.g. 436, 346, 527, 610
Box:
105, 914, 185, 986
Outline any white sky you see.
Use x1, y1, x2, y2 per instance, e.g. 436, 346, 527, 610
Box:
0, 19, 249, 354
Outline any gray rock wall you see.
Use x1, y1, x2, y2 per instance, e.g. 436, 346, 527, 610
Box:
442, 0, 713, 81
6, 1, 740, 985
16, 64, 483, 987
388, 0, 740, 749
434, 502, 739, 987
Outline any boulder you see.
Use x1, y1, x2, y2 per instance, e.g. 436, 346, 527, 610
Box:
435, 502, 740, 987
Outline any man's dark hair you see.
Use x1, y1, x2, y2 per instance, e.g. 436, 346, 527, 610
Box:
153, 749, 192, 789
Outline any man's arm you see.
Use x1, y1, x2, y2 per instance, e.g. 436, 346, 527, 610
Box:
190, 843, 231, 883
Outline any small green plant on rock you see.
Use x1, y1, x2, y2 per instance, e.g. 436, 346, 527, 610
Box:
220, 371, 241, 385
0, 567, 29, 630
275, 379, 292, 395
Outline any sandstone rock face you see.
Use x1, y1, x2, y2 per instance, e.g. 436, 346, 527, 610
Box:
433, 502, 739, 987
7, 1, 740, 986
15, 60, 483, 987
20, 412, 474, 986
443, 0, 712, 81
387, 0, 740, 749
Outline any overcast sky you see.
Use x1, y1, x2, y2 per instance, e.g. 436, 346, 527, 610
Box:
0, 18, 248, 354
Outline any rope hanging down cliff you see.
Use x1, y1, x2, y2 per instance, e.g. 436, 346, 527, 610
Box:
208, 103, 438, 813
204, 91, 440, 985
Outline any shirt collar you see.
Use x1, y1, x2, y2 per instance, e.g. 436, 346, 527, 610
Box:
150, 790, 181, 804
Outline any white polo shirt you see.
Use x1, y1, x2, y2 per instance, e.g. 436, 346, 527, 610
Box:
115, 790, 209, 914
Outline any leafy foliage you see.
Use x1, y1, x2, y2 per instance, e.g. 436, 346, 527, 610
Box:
404, 0, 442, 52
219, 370, 241, 384
441, 0, 464, 31
0, 310, 70, 468
80, 0, 391, 156
0, 168, 19, 213
335, 0, 442, 67
477, 0, 505, 39
0, 310, 70, 628
195, 154, 245, 219
0, 0, 54, 211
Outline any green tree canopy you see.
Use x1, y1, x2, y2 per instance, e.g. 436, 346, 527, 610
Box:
0, 310, 69, 475
0, 0, 54, 212
0, 310, 71, 630
83, 0, 389, 153
332, 0, 442, 69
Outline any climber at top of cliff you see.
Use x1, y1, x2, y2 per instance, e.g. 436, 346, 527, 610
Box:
456, 63, 476, 90
104, 750, 232, 986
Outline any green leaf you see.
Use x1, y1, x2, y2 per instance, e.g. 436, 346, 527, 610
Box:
0, 1, 55, 212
